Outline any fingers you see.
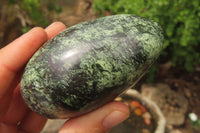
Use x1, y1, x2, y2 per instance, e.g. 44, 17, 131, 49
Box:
59, 101, 130, 133
0, 112, 47, 133
0, 123, 18, 133
0, 27, 48, 73
1, 21, 66, 123
0, 22, 66, 98
45, 21, 66, 40
1, 22, 66, 123
2, 84, 28, 124
0, 27, 48, 101
0, 22, 66, 119
0, 91, 14, 120
19, 112, 47, 133
0, 27, 47, 119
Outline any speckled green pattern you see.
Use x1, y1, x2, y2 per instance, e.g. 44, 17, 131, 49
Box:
21, 14, 164, 119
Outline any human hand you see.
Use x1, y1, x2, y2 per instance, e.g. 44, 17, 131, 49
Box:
0, 22, 130, 133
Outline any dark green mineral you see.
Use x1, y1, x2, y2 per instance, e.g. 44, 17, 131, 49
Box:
20, 14, 164, 119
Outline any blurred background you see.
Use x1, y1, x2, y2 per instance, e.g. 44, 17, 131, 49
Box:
0, 0, 200, 132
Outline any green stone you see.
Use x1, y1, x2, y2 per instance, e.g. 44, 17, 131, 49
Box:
20, 14, 164, 119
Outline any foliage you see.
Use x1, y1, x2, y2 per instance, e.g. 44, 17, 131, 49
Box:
191, 119, 200, 130
8, 0, 62, 31
189, 113, 200, 130
94, 0, 200, 72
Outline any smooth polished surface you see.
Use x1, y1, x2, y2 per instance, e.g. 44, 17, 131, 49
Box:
21, 14, 164, 119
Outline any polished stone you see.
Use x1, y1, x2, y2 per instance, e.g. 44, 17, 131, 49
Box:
21, 14, 164, 119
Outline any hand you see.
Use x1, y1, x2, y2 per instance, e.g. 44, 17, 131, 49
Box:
0, 22, 130, 133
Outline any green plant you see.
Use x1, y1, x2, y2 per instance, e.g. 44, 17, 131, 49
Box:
189, 113, 200, 130
8, 0, 62, 31
94, 0, 200, 72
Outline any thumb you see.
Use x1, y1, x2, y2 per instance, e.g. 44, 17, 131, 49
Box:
59, 101, 130, 133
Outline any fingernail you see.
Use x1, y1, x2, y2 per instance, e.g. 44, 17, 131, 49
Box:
103, 110, 129, 129
45, 22, 66, 40
45, 22, 56, 30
